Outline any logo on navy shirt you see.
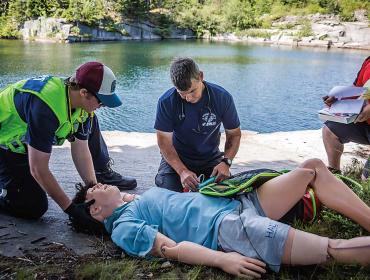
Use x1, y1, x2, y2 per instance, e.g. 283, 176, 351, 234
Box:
201, 113, 217, 127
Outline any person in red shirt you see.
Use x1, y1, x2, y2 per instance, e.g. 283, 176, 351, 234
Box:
322, 56, 370, 179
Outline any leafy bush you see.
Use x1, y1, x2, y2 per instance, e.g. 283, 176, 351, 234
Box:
296, 19, 314, 38
0, 15, 20, 38
277, 22, 297, 30
235, 29, 273, 39
0, 0, 369, 39
69, 26, 80, 35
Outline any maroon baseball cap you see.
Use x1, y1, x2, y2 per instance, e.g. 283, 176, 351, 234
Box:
75, 61, 122, 108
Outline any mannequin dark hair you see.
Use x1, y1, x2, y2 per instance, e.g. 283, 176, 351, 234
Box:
69, 182, 107, 235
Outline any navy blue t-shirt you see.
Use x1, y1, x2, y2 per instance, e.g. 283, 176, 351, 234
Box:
14, 92, 91, 154
154, 81, 240, 164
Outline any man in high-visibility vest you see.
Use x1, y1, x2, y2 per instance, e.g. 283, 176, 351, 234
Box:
0, 61, 136, 223
323, 56, 370, 179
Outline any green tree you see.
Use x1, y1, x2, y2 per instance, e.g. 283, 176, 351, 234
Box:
25, 0, 59, 18
116, 0, 150, 19
7, 0, 28, 23
224, 0, 257, 30
0, 0, 10, 16
63, 0, 105, 25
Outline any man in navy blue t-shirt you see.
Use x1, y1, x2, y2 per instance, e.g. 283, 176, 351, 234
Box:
154, 57, 241, 192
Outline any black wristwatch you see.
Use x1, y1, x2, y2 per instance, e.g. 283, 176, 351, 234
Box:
221, 157, 232, 167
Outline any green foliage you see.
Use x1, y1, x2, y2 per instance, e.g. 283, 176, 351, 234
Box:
296, 19, 314, 38
116, 0, 150, 19
0, 15, 20, 38
223, 0, 257, 30
260, 17, 273, 29
339, 0, 370, 21
25, 0, 59, 19
7, 0, 28, 24
0, 0, 10, 16
235, 29, 273, 39
103, 23, 129, 36
62, 0, 106, 26
277, 22, 297, 30
69, 26, 80, 35
0, 0, 369, 38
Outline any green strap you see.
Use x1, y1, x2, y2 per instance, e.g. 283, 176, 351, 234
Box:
308, 188, 317, 222
199, 172, 280, 197
334, 174, 363, 191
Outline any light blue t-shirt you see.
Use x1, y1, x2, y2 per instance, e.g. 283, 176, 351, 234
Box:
104, 187, 240, 257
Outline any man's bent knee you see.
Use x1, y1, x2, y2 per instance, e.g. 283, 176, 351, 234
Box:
4, 194, 48, 219
322, 125, 340, 142
299, 158, 326, 170
16, 200, 48, 219
155, 173, 182, 192
293, 167, 316, 182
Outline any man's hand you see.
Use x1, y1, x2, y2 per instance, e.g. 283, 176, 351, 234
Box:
322, 95, 337, 106
355, 103, 370, 123
211, 162, 231, 182
219, 252, 266, 278
180, 169, 199, 191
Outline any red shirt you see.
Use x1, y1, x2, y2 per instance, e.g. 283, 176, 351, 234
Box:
353, 57, 370, 124
354, 57, 370, 87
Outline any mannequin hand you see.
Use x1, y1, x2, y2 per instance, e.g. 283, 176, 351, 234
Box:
211, 162, 231, 182
218, 252, 266, 278
356, 103, 370, 123
180, 169, 199, 191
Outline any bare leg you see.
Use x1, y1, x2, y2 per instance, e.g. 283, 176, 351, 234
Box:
300, 158, 370, 232
257, 167, 315, 220
322, 125, 343, 170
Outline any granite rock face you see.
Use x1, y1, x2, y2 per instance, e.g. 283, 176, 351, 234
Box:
21, 17, 195, 43
211, 10, 370, 50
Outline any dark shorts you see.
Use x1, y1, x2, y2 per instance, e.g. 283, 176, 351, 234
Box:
325, 121, 370, 145
0, 148, 48, 219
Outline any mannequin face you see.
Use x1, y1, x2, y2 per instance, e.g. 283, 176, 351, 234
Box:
85, 184, 122, 221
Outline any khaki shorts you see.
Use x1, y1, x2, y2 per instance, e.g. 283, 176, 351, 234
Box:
217, 191, 290, 272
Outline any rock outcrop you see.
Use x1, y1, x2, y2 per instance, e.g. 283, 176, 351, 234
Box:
20, 11, 369, 50
211, 11, 370, 50
21, 17, 195, 43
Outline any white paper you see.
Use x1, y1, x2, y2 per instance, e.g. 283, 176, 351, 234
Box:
329, 99, 364, 114
328, 86, 367, 99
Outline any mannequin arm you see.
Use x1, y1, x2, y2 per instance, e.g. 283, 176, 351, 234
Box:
150, 232, 266, 278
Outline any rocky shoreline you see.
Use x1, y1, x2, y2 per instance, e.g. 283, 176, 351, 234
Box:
210, 12, 370, 50
20, 10, 370, 50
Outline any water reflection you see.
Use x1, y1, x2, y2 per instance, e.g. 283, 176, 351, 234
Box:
0, 39, 368, 133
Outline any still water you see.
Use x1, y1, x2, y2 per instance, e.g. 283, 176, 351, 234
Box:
0, 39, 368, 133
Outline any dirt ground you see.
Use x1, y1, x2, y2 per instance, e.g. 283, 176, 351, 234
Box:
0, 130, 368, 279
